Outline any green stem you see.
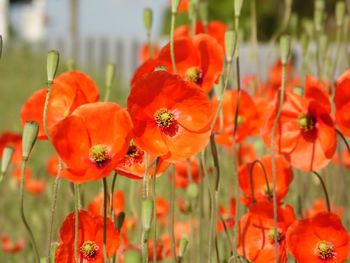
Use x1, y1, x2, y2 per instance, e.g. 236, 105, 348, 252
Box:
336, 128, 350, 155
20, 160, 40, 263
169, 165, 177, 262
45, 158, 62, 262
110, 172, 118, 221
74, 184, 80, 263
249, 160, 271, 204
170, 11, 177, 73
270, 63, 287, 263
312, 171, 331, 212
43, 81, 53, 141
152, 157, 160, 263
103, 178, 108, 261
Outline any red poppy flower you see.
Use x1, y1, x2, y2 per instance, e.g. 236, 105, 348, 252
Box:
156, 197, 169, 225
217, 198, 236, 232
335, 69, 350, 137
1, 234, 25, 254
115, 141, 169, 179
174, 21, 227, 50
238, 154, 293, 206
304, 75, 331, 112
132, 34, 224, 93
286, 212, 350, 262
262, 91, 337, 171
238, 202, 296, 263
303, 199, 344, 219
128, 71, 212, 162
55, 210, 119, 263
21, 71, 99, 140
51, 102, 133, 183
0, 132, 22, 164
25, 178, 46, 195
87, 191, 124, 219
174, 158, 200, 188
236, 142, 257, 166
168, 0, 189, 12
213, 89, 260, 146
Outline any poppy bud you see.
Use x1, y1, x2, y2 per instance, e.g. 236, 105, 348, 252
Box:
47, 50, 60, 83
105, 63, 116, 88
115, 211, 125, 233
0, 35, 2, 59
1, 146, 14, 176
234, 0, 244, 17
318, 34, 328, 56
142, 199, 153, 230
336, 2, 346, 27
66, 58, 76, 71
314, 0, 325, 32
186, 183, 199, 199
143, 8, 153, 33
199, 2, 208, 26
279, 35, 291, 65
171, 0, 181, 13
22, 121, 39, 161
178, 237, 189, 258
225, 30, 236, 62
124, 248, 142, 263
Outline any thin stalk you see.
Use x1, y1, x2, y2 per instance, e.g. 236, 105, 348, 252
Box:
250, 0, 261, 83
103, 178, 108, 261
45, 159, 62, 262
270, 63, 287, 263
152, 157, 160, 263
313, 171, 331, 212
218, 211, 234, 255
249, 160, 271, 203
336, 128, 350, 155
74, 184, 80, 263
20, 160, 40, 263
169, 165, 177, 262
110, 172, 118, 221
170, 10, 177, 73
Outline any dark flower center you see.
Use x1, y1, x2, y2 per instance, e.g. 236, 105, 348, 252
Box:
263, 184, 273, 200
89, 144, 111, 168
80, 240, 99, 261
316, 241, 336, 260
154, 108, 179, 136
268, 229, 284, 244
122, 144, 144, 167
185, 67, 203, 84
298, 113, 316, 132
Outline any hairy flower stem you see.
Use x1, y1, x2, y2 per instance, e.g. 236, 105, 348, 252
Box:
152, 157, 160, 263
336, 129, 350, 155
74, 184, 80, 263
249, 160, 271, 204
110, 172, 118, 221
103, 178, 108, 261
271, 63, 287, 263
170, 10, 177, 73
169, 165, 177, 262
20, 160, 40, 263
313, 172, 331, 212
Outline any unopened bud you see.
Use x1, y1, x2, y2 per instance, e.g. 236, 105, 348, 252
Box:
47, 50, 60, 83
172, 0, 181, 13
22, 121, 39, 161
143, 8, 153, 33
116, 211, 125, 233
178, 237, 189, 258
142, 199, 153, 230
1, 146, 14, 175
225, 30, 236, 62
314, 0, 325, 32
199, 2, 208, 25
280, 35, 291, 65
124, 248, 142, 263
336, 2, 346, 27
105, 63, 116, 88
186, 183, 199, 199
234, 0, 244, 17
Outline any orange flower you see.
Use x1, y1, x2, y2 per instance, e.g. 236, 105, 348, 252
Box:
238, 202, 296, 263
304, 75, 331, 112
303, 199, 344, 219
238, 154, 293, 206
87, 191, 124, 219
132, 34, 224, 93
174, 158, 200, 188
21, 71, 99, 140
51, 102, 133, 183
156, 197, 169, 222
335, 69, 350, 137
0, 132, 22, 164
262, 91, 336, 171
1, 234, 25, 254
286, 212, 350, 262
128, 71, 212, 162
115, 141, 169, 179
55, 210, 119, 263
174, 21, 227, 50
213, 89, 260, 146
168, 0, 189, 12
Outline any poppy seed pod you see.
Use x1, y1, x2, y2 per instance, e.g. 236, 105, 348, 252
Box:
1, 146, 14, 175
178, 237, 189, 258
280, 35, 291, 65
105, 63, 116, 88
143, 8, 153, 33
234, 0, 244, 17
171, 0, 181, 13
47, 50, 60, 83
142, 199, 153, 230
225, 30, 236, 62
22, 121, 39, 161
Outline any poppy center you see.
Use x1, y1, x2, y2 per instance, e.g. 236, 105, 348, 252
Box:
89, 144, 111, 167
80, 240, 99, 260
154, 108, 179, 136
122, 144, 144, 166
298, 113, 316, 132
154, 65, 167, 72
268, 229, 284, 244
185, 67, 203, 84
316, 241, 336, 260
